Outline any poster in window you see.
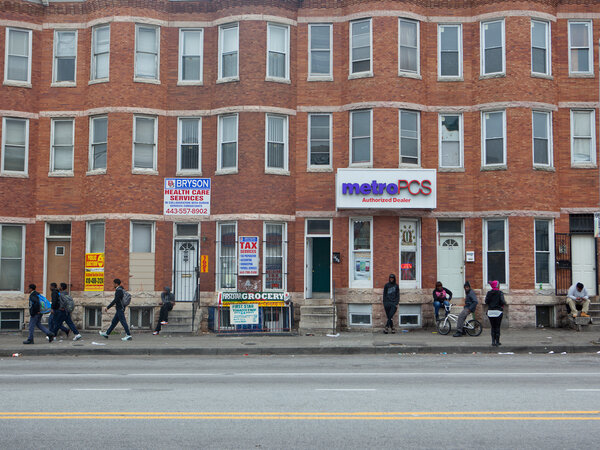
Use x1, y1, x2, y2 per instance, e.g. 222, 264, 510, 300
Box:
354, 257, 371, 280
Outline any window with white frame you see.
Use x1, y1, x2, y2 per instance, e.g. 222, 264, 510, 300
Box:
481, 19, 505, 76
178, 118, 201, 172
532, 111, 552, 166
266, 114, 288, 171
482, 111, 506, 166
129, 307, 152, 329
571, 110, 595, 164
308, 113, 332, 167
399, 110, 419, 165
175, 223, 199, 237
398, 305, 421, 326
535, 219, 552, 286
218, 114, 237, 171
53, 30, 77, 83
217, 222, 237, 290
91, 25, 110, 80
484, 219, 507, 285
350, 110, 372, 165
133, 116, 156, 170
85, 307, 102, 329
5, 28, 32, 84
264, 223, 286, 290
0, 225, 24, 291
569, 21, 593, 74
89, 116, 107, 171
179, 28, 203, 83
267, 23, 289, 80
439, 113, 462, 168
308, 24, 332, 78
350, 19, 371, 75
348, 304, 372, 326
1, 117, 28, 174
0, 310, 23, 330
131, 222, 153, 253
531, 20, 550, 76
350, 218, 372, 287
87, 221, 105, 253
219, 24, 238, 80
51, 119, 74, 172
135, 25, 159, 80
438, 24, 461, 78
399, 19, 419, 74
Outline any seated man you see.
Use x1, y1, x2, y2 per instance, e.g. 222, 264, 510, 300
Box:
566, 282, 590, 318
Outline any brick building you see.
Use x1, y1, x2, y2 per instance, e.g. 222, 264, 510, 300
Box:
0, 0, 598, 333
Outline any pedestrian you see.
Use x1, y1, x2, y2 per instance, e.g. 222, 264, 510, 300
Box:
432, 281, 452, 321
566, 282, 591, 318
153, 286, 175, 335
23, 284, 54, 344
485, 280, 506, 347
99, 279, 132, 341
382, 274, 399, 334
49, 282, 70, 338
50, 282, 82, 341
453, 281, 478, 337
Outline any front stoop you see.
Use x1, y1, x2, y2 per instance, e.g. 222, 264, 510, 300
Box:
568, 300, 600, 332
299, 299, 337, 335
158, 303, 201, 334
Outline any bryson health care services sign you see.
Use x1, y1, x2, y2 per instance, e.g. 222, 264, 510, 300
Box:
164, 178, 211, 215
335, 168, 436, 209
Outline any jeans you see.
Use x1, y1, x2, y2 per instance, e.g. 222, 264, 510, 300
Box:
383, 302, 397, 329
433, 300, 450, 319
48, 312, 69, 334
155, 303, 173, 332
456, 308, 470, 332
489, 313, 503, 343
28, 314, 52, 340
51, 310, 79, 335
106, 308, 131, 336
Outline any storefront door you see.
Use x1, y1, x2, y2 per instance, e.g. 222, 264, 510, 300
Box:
46, 241, 70, 297
312, 237, 330, 293
571, 235, 596, 296
437, 236, 464, 298
174, 240, 199, 301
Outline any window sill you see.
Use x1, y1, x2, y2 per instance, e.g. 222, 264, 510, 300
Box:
307, 166, 333, 173
533, 165, 555, 172
177, 80, 203, 86
398, 71, 421, 80
438, 167, 465, 172
48, 170, 74, 177
569, 72, 594, 78
348, 72, 373, 80
265, 76, 291, 84
1, 171, 28, 178
86, 169, 107, 176
88, 78, 109, 85
265, 168, 290, 176
438, 76, 463, 82
215, 168, 238, 175
571, 163, 597, 169
349, 163, 373, 168
132, 168, 159, 175
216, 77, 239, 84
3, 80, 32, 88
133, 77, 161, 84
479, 73, 506, 80
531, 73, 553, 80
398, 163, 421, 169
51, 81, 76, 88
307, 75, 333, 82
176, 170, 203, 176
480, 165, 507, 171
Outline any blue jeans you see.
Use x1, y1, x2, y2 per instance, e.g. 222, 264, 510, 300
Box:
106, 309, 131, 336
28, 314, 52, 340
434, 300, 450, 319
51, 310, 79, 335
49, 312, 69, 334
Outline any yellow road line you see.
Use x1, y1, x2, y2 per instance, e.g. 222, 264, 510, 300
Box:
0, 416, 599, 421
0, 411, 598, 416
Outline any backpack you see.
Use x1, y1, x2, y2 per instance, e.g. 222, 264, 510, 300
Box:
59, 292, 75, 313
122, 289, 132, 308
38, 294, 51, 314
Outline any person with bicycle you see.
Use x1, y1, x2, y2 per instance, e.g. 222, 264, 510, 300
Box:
432, 281, 452, 321
453, 281, 478, 337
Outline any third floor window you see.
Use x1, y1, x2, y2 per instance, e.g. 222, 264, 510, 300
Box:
568, 21, 593, 75
219, 24, 239, 80
179, 29, 203, 83
91, 25, 110, 81
135, 25, 159, 80
4, 28, 31, 84
53, 30, 77, 84
308, 24, 332, 78
481, 19, 505, 76
350, 19, 372, 76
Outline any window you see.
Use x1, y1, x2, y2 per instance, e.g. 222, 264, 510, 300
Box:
51, 119, 74, 172
4, 28, 32, 84
350, 110, 372, 165
531, 20, 550, 76
350, 19, 372, 75
481, 19, 505, 76
264, 223, 286, 290
535, 219, 552, 286
438, 24, 461, 78
48, 223, 71, 237
135, 25, 159, 80
179, 29, 203, 83
0, 225, 24, 291
131, 222, 153, 253
1, 117, 28, 174
348, 304, 372, 326
308, 113, 332, 168
0, 310, 23, 330
133, 116, 157, 170
484, 219, 508, 285
482, 111, 506, 167
129, 307, 152, 329
217, 222, 237, 290
570, 110, 595, 165
307, 219, 330, 235
266, 114, 288, 171
438, 220, 462, 234
532, 111, 552, 166
439, 114, 462, 168
350, 218, 372, 288
219, 24, 238, 80
399, 19, 419, 75
178, 118, 201, 172
399, 110, 420, 165
89, 116, 107, 171
398, 305, 421, 326
85, 307, 102, 329
569, 21, 593, 74
308, 24, 332, 78
53, 30, 77, 83
399, 220, 419, 287
91, 25, 110, 81
176, 223, 198, 237
87, 221, 105, 253
267, 24, 289, 80
218, 114, 238, 171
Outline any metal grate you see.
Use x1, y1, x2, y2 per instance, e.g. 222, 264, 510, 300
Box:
555, 233, 571, 296
209, 305, 293, 333
569, 214, 594, 234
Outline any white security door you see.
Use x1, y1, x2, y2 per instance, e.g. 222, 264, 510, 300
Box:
571, 235, 596, 296
174, 240, 198, 302
437, 236, 464, 298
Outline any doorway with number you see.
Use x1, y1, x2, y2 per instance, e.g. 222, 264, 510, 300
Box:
437, 220, 464, 298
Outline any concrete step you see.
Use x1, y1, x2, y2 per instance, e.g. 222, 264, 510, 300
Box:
301, 306, 335, 315
160, 324, 193, 333
304, 298, 333, 306
299, 314, 337, 330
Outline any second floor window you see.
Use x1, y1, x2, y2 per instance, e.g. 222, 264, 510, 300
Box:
53, 30, 77, 83
135, 25, 159, 80
133, 116, 156, 170
1, 117, 28, 174
531, 20, 550, 76
399, 110, 419, 165
178, 118, 201, 172
438, 24, 461, 78
51, 119, 74, 172
91, 25, 110, 80
350, 19, 372, 75
481, 20, 505, 76
439, 114, 462, 168
309, 113, 331, 167
399, 19, 419, 74
87, 221, 105, 253
5, 28, 31, 84
482, 111, 506, 166
350, 110, 372, 165
219, 24, 238, 80
571, 110, 595, 165
569, 21, 593, 74
89, 116, 108, 171
308, 24, 332, 77
532, 111, 552, 166
266, 114, 288, 171
267, 24, 289, 80
218, 114, 238, 171
179, 29, 203, 83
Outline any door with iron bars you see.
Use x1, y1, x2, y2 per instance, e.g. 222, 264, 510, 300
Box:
555, 233, 571, 296
174, 240, 199, 302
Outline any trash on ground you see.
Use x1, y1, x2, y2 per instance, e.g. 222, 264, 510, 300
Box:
326, 333, 340, 338
401, 330, 409, 333
440, 352, 447, 355
11, 353, 20, 357
91, 341, 106, 346
498, 352, 514, 355
431, 332, 438, 334
548, 350, 554, 354
561, 352, 567, 355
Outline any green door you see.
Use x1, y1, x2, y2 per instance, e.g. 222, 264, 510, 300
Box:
312, 237, 330, 293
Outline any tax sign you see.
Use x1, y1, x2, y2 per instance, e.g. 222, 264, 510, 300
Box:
239, 236, 259, 276
164, 178, 211, 216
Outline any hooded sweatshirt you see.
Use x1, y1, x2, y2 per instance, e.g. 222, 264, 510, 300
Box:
383, 275, 400, 304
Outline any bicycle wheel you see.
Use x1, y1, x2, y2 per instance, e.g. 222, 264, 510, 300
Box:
437, 318, 451, 335
465, 319, 482, 337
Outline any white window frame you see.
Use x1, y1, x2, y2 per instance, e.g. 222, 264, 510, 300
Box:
132, 115, 158, 173
1, 117, 29, 176
399, 219, 421, 289
348, 304, 372, 327
217, 113, 238, 174
52, 29, 77, 86
90, 24, 110, 82
134, 24, 160, 82
50, 118, 75, 174
265, 113, 289, 174
570, 109, 596, 166
216, 221, 238, 291
4, 28, 32, 86
307, 112, 332, 171
349, 217, 373, 289
398, 18, 420, 77
349, 18, 372, 78
399, 109, 421, 167
480, 19, 505, 76
266, 23, 290, 82
349, 109, 373, 167
178, 28, 203, 84
0, 224, 25, 293
129, 221, 155, 253
177, 117, 202, 175
262, 222, 287, 292
438, 23, 462, 79
438, 113, 464, 169
531, 19, 551, 77
568, 20, 593, 76
218, 23, 239, 82
534, 219, 554, 288
86, 221, 105, 253
88, 115, 108, 173
532, 110, 553, 168
398, 304, 422, 327
483, 218, 509, 289
481, 110, 507, 168
308, 23, 333, 80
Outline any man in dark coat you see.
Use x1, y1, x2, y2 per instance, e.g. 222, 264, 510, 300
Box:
382, 274, 400, 334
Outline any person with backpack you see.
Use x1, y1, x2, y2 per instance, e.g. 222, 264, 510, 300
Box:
153, 286, 175, 335
99, 278, 132, 341
49, 282, 70, 338
23, 284, 54, 344
50, 283, 82, 341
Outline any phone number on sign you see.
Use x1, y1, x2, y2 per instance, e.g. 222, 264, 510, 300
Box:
165, 208, 209, 215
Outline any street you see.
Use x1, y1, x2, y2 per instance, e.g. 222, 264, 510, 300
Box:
1, 354, 599, 449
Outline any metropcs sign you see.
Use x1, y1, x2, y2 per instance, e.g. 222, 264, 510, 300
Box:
335, 169, 437, 209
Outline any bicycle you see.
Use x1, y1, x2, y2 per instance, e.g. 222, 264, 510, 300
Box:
436, 303, 482, 336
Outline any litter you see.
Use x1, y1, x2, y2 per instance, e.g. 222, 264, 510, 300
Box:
11, 353, 20, 357
498, 352, 514, 355
561, 352, 567, 355
548, 351, 554, 354
326, 333, 340, 338
91, 341, 106, 346
432, 332, 438, 334
440, 352, 447, 355
401, 330, 409, 333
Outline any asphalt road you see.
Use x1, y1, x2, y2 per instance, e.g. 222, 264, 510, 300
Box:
1, 354, 599, 449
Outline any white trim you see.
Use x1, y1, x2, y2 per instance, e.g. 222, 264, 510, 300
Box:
308, 23, 333, 80
349, 18, 372, 77
0, 224, 26, 293
89, 115, 108, 172
534, 218, 554, 289
435, 219, 465, 298
129, 221, 155, 253
4, 28, 32, 85
91, 24, 110, 82
262, 222, 287, 292
178, 28, 203, 84
134, 24, 160, 82
86, 220, 105, 253
398, 219, 421, 289
349, 217, 373, 289
348, 303, 373, 327
438, 23, 462, 79
438, 112, 464, 169
304, 218, 333, 299
531, 19, 551, 77
177, 116, 202, 174
570, 109, 596, 166
266, 23, 290, 81
216, 221, 238, 291
218, 23, 239, 82
398, 18, 420, 76
349, 109, 373, 167
52, 29, 77, 86
50, 117, 75, 174
399, 109, 421, 167
480, 19, 505, 77
568, 20, 593, 76
532, 110, 553, 168
217, 113, 238, 173
483, 218, 509, 289
307, 112, 332, 170
481, 110, 507, 167
1, 117, 29, 176
132, 115, 158, 171
265, 113, 289, 173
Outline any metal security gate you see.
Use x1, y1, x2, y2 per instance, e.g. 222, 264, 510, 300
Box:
174, 240, 199, 302
555, 233, 571, 296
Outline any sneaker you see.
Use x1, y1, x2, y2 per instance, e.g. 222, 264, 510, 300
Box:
390, 327, 396, 334
121, 335, 132, 341
573, 313, 578, 318
453, 332, 463, 337
47, 334, 55, 343
383, 326, 389, 334
153, 331, 159, 335
581, 312, 590, 317
160, 321, 168, 325
23, 339, 33, 344
98, 331, 109, 339
73, 334, 82, 341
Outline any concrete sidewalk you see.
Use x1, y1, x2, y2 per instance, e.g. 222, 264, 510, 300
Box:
2, 328, 600, 357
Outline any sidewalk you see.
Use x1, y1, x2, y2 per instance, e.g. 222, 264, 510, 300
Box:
2, 328, 600, 357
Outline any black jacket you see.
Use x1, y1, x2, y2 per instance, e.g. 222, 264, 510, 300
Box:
51, 288, 61, 310
464, 290, 478, 312
485, 290, 506, 310
28, 291, 41, 316
107, 286, 124, 310
432, 287, 453, 303
383, 282, 400, 304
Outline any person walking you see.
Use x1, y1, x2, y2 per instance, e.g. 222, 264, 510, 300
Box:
485, 280, 506, 346
99, 279, 132, 341
49, 282, 69, 338
153, 286, 175, 335
432, 281, 452, 321
23, 284, 54, 344
453, 281, 478, 337
51, 282, 82, 341
382, 274, 400, 334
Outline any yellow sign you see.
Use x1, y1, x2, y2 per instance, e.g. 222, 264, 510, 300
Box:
200, 255, 208, 273
85, 253, 105, 269
222, 301, 285, 307
84, 271, 104, 291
